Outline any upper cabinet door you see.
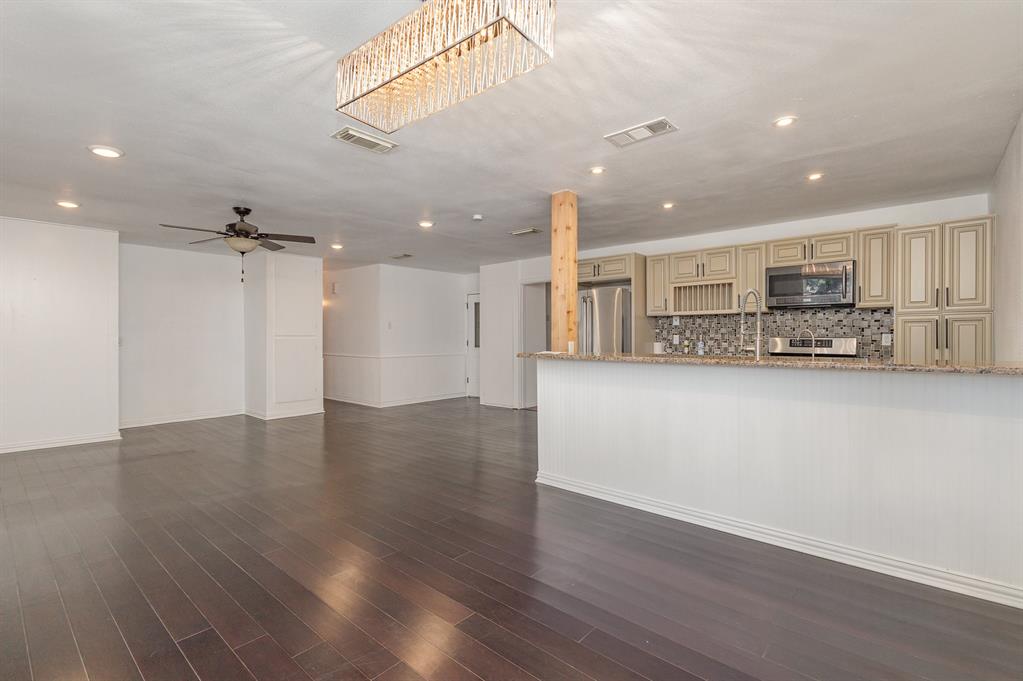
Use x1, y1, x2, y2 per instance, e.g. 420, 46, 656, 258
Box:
896, 225, 941, 314
702, 247, 736, 280
943, 218, 992, 312
669, 251, 701, 283
646, 255, 669, 315
895, 315, 940, 366
944, 312, 992, 367
736, 244, 767, 311
597, 254, 630, 279
578, 260, 597, 281
768, 238, 809, 266
810, 232, 855, 262
857, 227, 893, 308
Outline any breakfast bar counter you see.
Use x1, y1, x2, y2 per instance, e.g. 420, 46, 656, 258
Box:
520, 351, 1023, 607
518, 351, 1023, 375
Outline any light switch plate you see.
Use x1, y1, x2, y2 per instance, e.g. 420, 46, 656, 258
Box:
672, 316, 680, 326
881, 333, 893, 347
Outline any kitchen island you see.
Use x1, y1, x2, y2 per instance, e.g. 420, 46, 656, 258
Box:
520, 352, 1023, 607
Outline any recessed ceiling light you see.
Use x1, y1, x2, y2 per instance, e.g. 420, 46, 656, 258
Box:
418, 220, 434, 228
331, 243, 343, 250
88, 144, 124, 159
773, 115, 798, 128
662, 202, 674, 209
472, 214, 484, 221
590, 166, 606, 175
56, 200, 79, 209
806, 172, 824, 181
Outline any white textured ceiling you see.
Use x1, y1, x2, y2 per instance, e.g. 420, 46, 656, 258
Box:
1, 1, 1021, 273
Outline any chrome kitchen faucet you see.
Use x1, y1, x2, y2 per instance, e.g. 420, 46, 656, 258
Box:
738, 288, 763, 362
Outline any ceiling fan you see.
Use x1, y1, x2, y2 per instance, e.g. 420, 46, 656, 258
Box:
160, 206, 316, 254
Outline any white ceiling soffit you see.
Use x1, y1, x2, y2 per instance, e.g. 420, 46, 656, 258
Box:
0, 1, 1020, 273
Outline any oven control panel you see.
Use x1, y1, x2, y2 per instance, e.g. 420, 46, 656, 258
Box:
767, 337, 857, 357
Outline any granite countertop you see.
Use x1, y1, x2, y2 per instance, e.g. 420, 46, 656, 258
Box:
517, 352, 1023, 376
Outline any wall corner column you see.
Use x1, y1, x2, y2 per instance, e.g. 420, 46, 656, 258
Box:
551, 190, 578, 353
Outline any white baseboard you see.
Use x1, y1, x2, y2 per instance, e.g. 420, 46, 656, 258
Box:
245, 409, 325, 421
0, 431, 122, 455
379, 392, 467, 408
120, 408, 245, 429
326, 393, 468, 409
536, 472, 1023, 609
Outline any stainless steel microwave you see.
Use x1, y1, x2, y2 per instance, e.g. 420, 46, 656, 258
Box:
765, 260, 855, 308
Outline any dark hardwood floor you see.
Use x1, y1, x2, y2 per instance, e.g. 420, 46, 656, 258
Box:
1, 398, 1020, 681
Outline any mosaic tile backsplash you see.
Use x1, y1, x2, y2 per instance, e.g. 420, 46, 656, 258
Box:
653, 307, 894, 360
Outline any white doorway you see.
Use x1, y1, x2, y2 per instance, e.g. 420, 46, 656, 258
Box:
520, 282, 550, 408
466, 293, 480, 397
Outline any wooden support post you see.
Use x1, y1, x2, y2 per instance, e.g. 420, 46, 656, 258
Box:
550, 190, 578, 353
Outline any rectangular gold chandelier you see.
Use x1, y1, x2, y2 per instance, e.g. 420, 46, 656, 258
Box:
336, 0, 556, 133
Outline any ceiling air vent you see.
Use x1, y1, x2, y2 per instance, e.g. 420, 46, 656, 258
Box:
390, 253, 413, 260
331, 126, 397, 153
509, 227, 542, 236
604, 117, 677, 148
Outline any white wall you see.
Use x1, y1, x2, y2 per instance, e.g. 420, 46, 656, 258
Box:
323, 265, 382, 406
481, 193, 991, 408
119, 244, 244, 427
245, 251, 324, 419
324, 264, 475, 408
0, 217, 120, 452
991, 113, 1023, 362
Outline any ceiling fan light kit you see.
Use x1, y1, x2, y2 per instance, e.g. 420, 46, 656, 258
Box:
336, 0, 556, 133
160, 206, 316, 261
224, 236, 260, 254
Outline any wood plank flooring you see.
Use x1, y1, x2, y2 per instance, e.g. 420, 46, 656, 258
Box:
1, 398, 1020, 681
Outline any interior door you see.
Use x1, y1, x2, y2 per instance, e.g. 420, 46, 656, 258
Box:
466, 294, 480, 397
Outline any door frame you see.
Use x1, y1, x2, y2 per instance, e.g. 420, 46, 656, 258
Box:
465, 293, 480, 397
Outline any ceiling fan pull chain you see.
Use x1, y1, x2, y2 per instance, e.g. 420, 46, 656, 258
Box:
241, 252, 245, 283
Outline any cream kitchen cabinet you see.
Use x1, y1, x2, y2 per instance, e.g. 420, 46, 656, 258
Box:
943, 218, 992, 312
895, 315, 940, 367
767, 231, 855, 266
767, 238, 808, 266
579, 254, 633, 282
896, 218, 992, 314
810, 232, 856, 262
857, 227, 894, 308
736, 243, 767, 312
669, 247, 735, 283
646, 255, 670, 316
894, 218, 994, 366
944, 312, 992, 367
895, 224, 942, 314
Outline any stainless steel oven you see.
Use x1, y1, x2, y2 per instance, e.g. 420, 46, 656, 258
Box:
765, 260, 855, 308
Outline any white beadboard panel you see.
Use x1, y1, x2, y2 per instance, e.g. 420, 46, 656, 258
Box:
536, 360, 1023, 606
273, 337, 321, 405
324, 354, 381, 406
379, 354, 467, 407
274, 255, 322, 336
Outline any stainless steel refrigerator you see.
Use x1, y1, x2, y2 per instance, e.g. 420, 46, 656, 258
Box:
578, 284, 632, 355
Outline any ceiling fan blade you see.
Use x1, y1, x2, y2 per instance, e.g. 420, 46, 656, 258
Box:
261, 233, 316, 244
160, 224, 228, 235
259, 239, 286, 251
188, 236, 223, 245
